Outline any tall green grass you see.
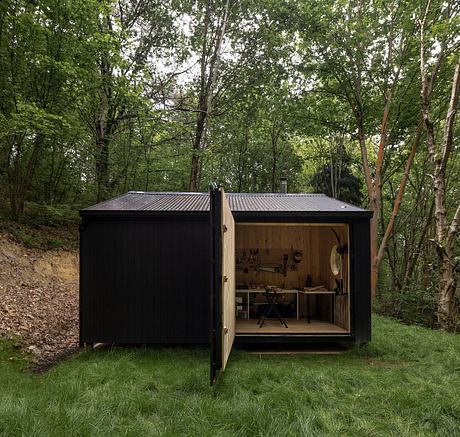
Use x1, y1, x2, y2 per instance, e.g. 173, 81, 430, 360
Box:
1, 315, 459, 436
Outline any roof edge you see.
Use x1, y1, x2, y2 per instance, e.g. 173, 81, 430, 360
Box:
80, 209, 373, 219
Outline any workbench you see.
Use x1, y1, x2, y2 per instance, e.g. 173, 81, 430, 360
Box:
236, 289, 336, 322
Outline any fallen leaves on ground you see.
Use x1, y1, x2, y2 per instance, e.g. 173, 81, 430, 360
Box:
0, 234, 78, 366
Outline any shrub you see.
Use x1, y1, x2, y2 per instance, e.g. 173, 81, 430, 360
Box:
375, 285, 439, 329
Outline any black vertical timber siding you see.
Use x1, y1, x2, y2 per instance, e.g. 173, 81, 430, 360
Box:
80, 215, 210, 344
80, 210, 371, 346
350, 218, 371, 343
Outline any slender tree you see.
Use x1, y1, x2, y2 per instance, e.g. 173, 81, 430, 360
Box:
189, 0, 231, 191
297, 0, 424, 295
420, 0, 460, 330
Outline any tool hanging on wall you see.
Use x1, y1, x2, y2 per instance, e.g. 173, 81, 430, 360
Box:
257, 263, 283, 274
331, 229, 348, 255
282, 254, 288, 276
257, 253, 289, 276
236, 248, 261, 273
236, 247, 302, 276
330, 229, 348, 295
293, 251, 303, 263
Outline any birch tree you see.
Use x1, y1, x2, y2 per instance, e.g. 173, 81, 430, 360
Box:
420, 0, 460, 330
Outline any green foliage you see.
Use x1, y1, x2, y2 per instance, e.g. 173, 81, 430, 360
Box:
0, 208, 79, 250
309, 145, 364, 205
3, 224, 42, 249
1, 315, 460, 436
22, 202, 80, 226
0, 0, 459, 324
375, 286, 440, 329
310, 163, 363, 205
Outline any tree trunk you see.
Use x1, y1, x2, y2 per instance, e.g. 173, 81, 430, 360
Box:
363, 104, 418, 297
95, 86, 110, 202
270, 118, 279, 192
420, 2, 460, 329
437, 253, 457, 330
376, 125, 422, 269
95, 136, 110, 202
432, 59, 459, 329
236, 124, 249, 192
370, 211, 379, 295
9, 189, 24, 220
357, 124, 380, 296
93, 12, 119, 202
7, 135, 45, 219
189, 104, 207, 191
188, 0, 230, 191
401, 200, 434, 288
189, 152, 202, 192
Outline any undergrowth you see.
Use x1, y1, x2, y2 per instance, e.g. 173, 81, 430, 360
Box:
375, 286, 459, 332
0, 201, 79, 250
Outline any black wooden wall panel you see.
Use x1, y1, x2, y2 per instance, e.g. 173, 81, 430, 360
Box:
80, 212, 371, 346
350, 219, 372, 343
80, 216, 210, 344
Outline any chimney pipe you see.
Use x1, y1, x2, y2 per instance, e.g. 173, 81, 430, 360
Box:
280, 177, 287, 194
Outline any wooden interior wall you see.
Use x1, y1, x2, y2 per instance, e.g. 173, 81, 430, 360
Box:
318, 225, 350, 331
334, 295, 349, 331
235, 224, 350, 330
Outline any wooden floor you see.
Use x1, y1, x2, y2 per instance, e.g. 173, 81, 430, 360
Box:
236, 318, 349, 334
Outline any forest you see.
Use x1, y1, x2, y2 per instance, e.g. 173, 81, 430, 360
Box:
0, 0, 459, 331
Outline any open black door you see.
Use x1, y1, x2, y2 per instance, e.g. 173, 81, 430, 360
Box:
210, 186, 235, 385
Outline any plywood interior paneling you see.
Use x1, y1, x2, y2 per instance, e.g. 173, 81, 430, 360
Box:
221, 190, 235, 370
235, 223, 350, 331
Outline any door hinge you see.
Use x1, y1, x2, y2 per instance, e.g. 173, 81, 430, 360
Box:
224, 327, 228, 334
223, 275, 228, 283
223, 224, 228, 233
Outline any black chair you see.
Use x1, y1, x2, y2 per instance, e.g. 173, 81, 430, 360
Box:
257, 290, 288, 328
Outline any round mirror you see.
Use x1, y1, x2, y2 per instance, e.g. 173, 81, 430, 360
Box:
330, 245, 341, 276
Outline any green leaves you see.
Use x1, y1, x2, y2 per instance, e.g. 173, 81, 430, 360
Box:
0, 101, 68, 139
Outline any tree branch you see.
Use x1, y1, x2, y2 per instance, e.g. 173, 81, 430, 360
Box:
377, 123, 422, 265
440, 60, 460, 174
447, 204, 460, 249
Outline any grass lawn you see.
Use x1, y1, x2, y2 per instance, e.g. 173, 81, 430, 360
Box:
1, 315, 459, 437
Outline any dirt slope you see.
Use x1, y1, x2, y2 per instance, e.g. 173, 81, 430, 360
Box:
0, 234, 78, 364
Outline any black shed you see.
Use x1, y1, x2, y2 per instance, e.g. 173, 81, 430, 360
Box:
80, 188, 372, 383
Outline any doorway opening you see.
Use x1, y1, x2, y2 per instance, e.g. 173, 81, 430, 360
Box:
234, 223, 351, 336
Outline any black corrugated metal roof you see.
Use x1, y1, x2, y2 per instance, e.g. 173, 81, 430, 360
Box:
227, 193, 364, 212
82, 191, 369, 215
84, 192, 210, 212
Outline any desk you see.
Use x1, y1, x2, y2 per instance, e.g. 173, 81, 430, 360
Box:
236, 289, 299, 320
236, 289, 337, 322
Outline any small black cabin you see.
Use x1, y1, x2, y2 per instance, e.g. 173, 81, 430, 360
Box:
80, 188, 372, 384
